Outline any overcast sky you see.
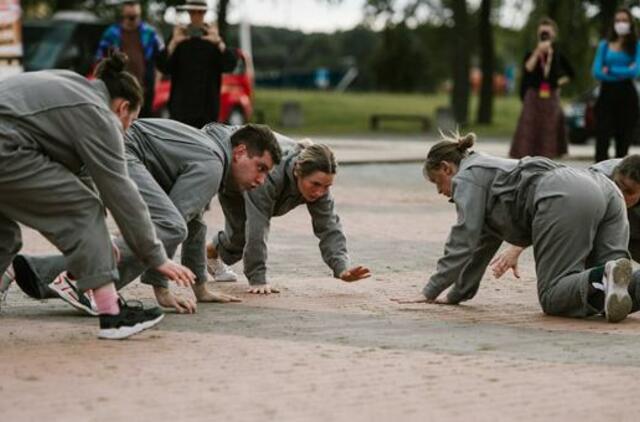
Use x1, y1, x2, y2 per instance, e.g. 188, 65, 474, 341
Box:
176, 0, 533, 33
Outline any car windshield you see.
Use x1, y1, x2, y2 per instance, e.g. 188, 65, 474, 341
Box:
24, 22, 74, 71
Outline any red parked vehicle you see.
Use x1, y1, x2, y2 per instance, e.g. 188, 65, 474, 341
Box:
152, 48, 253, 124
22, 17, 254, 125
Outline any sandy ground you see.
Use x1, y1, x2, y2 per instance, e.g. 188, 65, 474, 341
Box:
2, 161, 640, 422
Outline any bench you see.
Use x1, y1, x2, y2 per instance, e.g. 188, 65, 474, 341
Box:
370, 114, 431, 132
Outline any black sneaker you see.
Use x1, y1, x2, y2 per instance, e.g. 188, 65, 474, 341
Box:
98, 299, 164, 340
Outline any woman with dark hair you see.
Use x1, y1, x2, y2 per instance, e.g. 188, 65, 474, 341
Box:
510, 17, 574, 159
592, 7, 640, 162
0, 52, 195, 339
397, 132, 638, 323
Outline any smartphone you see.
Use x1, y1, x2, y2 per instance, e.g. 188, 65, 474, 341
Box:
186, 25, 205, 38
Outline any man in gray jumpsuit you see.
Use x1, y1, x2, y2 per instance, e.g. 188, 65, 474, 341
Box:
0, 68, 195, 338
3, 119, 282, 313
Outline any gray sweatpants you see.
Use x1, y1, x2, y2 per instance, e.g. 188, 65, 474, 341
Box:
533, 168, 630, 317
9, 156, 198, 293
0, 123, 117, 291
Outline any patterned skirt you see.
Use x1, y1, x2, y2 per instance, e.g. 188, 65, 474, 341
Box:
509, 88, 567, 159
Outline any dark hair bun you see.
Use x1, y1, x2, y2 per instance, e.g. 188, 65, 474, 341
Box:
95, 51, 128, 79
457, 132, 476, 151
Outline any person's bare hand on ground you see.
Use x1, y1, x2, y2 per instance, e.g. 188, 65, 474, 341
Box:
155, 260, 195, 287
153, 286, 197, 314
247, 284, 280, 295
340, 266, 372, 282
192, 283, 242, 303
490, 245, 524, 279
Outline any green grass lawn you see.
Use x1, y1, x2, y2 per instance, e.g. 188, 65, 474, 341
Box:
252, 88, 524, 139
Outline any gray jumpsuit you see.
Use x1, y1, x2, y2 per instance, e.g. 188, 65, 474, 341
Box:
11, 118, 235, 294
423, 153, 635, 318
0, 70, 166, 291
590, 159, 640, 261
213, 146, 350, 285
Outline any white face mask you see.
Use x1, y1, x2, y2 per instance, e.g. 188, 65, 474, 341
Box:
615, 22, 631, 36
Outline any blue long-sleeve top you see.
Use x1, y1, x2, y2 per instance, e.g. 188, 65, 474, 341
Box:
592, 39, 640, 82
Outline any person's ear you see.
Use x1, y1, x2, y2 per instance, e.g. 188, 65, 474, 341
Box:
118, 100, 131, 116
232, 143, 247, 161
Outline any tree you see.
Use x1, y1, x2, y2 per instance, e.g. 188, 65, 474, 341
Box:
476, 0, 494, 124
449, 0, 470, 125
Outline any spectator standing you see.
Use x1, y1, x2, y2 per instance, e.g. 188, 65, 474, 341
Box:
166, 0, 237, 129
592, 7, 640, 162
95, 0, 167, 117
510, 17, 574, 159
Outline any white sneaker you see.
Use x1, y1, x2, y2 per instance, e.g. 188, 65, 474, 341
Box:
48, 272, 99, 316
206, 257, 238, 282
0, 265, 15, 307
603, 258, 633, 323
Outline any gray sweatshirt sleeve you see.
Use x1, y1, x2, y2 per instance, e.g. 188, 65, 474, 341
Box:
75, 107, 167, 268
215, 191, 248, 265
242, 187, 276, 285
445, 231, 502, 304
423, 177, 488, 300
169, 160, 223, 283
307, 194, 350, 277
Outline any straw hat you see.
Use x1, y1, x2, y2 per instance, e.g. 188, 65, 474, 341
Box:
176, 0, 209, 11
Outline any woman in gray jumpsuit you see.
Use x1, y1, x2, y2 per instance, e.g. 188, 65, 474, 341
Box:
206, 140, 371, 294
491, 155, 640, 316
398, 132, 635, 323
0, 53, 194, 339
2, 119, 282, 314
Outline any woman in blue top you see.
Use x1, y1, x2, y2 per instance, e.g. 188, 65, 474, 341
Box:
592, 7, 640, 162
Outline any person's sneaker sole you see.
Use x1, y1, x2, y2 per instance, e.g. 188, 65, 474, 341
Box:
98, 313, 164, 340
214, 274, 238, 282
605, 258, 633, 323
48, 278, 99, 316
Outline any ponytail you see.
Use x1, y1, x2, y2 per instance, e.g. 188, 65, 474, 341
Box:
94, 51, 143, 110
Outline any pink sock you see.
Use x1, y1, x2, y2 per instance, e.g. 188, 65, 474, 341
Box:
93, 283, 120, 315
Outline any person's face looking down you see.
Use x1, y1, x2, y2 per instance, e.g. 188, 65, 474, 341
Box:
427, 161, 458, 198
110, 98, 140, 132
296, 170, 334, 203
615, 173, 640, 208
231, 144, 274, 191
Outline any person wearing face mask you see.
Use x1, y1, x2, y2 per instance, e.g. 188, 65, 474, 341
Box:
396, 131, 638, 323
510, 17, 574, 159
0, 52, 196, 339
592, 7, 640, 162
204, 131, 371, 295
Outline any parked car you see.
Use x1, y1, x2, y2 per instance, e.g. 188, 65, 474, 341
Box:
564, 82, 640, 145
22, 15, 253, 124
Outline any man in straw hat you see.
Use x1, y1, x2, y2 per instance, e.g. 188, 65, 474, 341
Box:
166, 0, 237, 129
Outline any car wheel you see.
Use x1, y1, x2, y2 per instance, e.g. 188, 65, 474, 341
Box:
227, 108, 246, 126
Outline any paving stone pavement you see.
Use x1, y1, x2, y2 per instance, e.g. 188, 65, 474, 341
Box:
1, 143, 639, 421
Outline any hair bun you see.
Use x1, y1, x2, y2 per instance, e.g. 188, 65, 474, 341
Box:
297, 138, 314, 148
95, 51, 128, 79
457, 132, 476, 151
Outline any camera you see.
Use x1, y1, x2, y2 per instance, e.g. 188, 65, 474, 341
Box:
186, 25, 205, 38
539, 31, 551, 42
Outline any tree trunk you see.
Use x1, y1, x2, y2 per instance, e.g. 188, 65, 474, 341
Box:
450, 0, 470, 125
599, 0, 620, 38
217, 0, 230, 39
476, 0, 494, 124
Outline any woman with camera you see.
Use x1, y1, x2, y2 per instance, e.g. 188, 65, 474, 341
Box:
510, 17, 574, 159
592, 7, 640, 162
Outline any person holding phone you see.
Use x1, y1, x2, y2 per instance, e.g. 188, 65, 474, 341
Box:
166, 0, 237, 129
510, 17, 574, 159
